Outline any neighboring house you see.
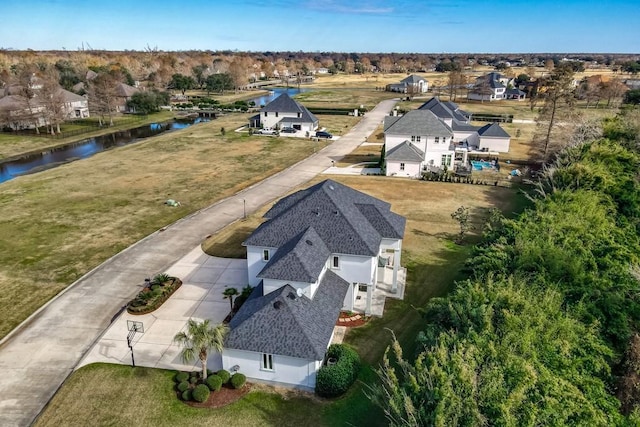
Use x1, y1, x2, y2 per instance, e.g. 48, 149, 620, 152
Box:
114, 83, 140, 112
386, 74, 429, 94
0, 87, 89, 130
505, 88, 526, 100
58, 88, 90, 118
383, 97, 511, 177
467, 72, 512, 101
249, 93, 318, 132
223, 179, 406, 389
0, 95, 47, 130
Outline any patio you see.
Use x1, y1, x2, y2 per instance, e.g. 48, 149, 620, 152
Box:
353, 266, 407, 317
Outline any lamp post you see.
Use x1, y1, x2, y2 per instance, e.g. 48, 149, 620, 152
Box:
242, 199, 246, 219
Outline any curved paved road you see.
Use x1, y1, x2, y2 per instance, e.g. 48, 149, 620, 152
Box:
0, 98, 398, 427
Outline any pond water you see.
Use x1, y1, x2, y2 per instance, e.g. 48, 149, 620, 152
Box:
247, 87, 311, 107
0, 117, 209, 184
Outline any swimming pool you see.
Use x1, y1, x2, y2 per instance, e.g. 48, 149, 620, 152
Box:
471, 160, 494, 171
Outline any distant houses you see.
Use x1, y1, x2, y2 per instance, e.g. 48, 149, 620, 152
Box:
467, 72, 514, 102
386, 74, 429, 94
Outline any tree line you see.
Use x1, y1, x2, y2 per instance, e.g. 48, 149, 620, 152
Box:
369, 111, 640, 425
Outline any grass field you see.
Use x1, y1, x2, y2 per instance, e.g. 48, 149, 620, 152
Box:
35, 177, 526, 427
294, 88, 397, 111
0, 114, 334, 338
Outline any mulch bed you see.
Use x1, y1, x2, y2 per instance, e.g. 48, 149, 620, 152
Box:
183, 383, 251, 409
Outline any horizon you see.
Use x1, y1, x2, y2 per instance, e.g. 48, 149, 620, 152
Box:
2, 0, 639, 54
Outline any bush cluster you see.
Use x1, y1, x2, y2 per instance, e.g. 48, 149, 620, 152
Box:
174, 372, 189, 383
192, 384, 210, 403
315, 344, 360, 397
177, 381, 190, 392
205, 374, 223, 392
216, 369, 231, 384
230, 373, 246, 389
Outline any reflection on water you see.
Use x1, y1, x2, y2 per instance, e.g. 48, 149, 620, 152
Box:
247, 87, 311, 107
0, 117, 209, 184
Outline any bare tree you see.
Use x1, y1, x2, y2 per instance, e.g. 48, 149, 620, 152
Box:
86, 73, 118, 126
39, 68, 67, 134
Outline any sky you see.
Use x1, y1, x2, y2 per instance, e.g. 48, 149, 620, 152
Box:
1, 0, 639, 53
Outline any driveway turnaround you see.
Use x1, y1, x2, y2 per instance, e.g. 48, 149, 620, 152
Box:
0, 98, 398, 427
78, 248, 246, 373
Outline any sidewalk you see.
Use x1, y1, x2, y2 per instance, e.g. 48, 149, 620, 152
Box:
0, 98, 398, 427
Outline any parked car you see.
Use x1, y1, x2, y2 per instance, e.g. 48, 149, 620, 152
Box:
280, 127, 297, 134
315, 131, 333, 139
256, 128, 279, 136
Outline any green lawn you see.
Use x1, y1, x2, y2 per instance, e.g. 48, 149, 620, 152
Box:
35, 177, 526, 427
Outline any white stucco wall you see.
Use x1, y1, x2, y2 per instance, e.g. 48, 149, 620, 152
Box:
385, 160, 422, 178
247, 245, 277, 287
385, 134, 413, 150
222, 349, 321, 390
332, 254, 375, 286
479, 136, 511, 153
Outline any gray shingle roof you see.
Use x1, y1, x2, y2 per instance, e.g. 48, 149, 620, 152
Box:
400, 74, 426, 84
226, 270, 350, 359
478, 123, 510, 138
261, 93, 318, 124
384, 109, 452, 137
245, 179, 405, 258
385, 141, 424, 162
419, 97, 470, 123
258, 227, 330, 283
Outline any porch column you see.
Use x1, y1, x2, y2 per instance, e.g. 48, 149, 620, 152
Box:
392, 248, 400, 293
365, 283, 373, 316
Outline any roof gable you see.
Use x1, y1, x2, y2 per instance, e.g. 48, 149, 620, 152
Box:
257, 227, 330, 283
226, 271, 349, 359
478, 123, 510, 138
385, 141, 424, 163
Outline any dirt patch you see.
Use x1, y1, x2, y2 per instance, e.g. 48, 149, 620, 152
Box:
184, 384, 251, 409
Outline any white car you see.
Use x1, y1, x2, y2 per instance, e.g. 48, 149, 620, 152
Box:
256, 128, 279, 136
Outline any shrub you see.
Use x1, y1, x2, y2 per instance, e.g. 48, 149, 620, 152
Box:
152, 273, 170, 285
315, 344, 360, 398
230, 373, 246, 389
175, 372, 189, 383
192, 384, 210, 402
216, 369, 231, 384
177, 381, 190, 392
181, 389, 192, 401
189, 375, 199, 384
205, 374, 223, 392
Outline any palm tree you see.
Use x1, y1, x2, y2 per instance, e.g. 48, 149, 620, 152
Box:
173, 319, 229, 380
222, 287, 240, 312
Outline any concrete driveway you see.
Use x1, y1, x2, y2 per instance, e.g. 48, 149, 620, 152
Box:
78, 248, 246, 372
0, 98, 398, 427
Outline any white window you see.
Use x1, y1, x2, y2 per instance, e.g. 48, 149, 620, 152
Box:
262, 249, 270, 262
332, 256, 340, 269
442, 137, 447, 144
261, 353, 274, 371
275, 112, 279, 117
441, 154, 452, 167
264, 112, 268, 117
415, 136, 421, 142
435, 136, 440, 143
411, 136, 416, 142
400, 163, 405, 171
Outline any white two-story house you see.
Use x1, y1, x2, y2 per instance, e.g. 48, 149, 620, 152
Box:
467, 72, 513, 101
383, 97, 511, 178
249, 92, 318, 133
223, 179, 406, 390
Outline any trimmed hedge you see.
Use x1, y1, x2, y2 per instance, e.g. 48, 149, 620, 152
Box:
192, 384, 210, 403
216, 369, 231, 384
315, 344, 360, 398
177, 381, 190, 392
230, 373, 246, 389
175, 372, 189, 383
205, 374, 223, 392
181, 389, 192, 401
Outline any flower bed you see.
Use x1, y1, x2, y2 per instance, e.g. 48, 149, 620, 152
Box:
127, 274, 182, 315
